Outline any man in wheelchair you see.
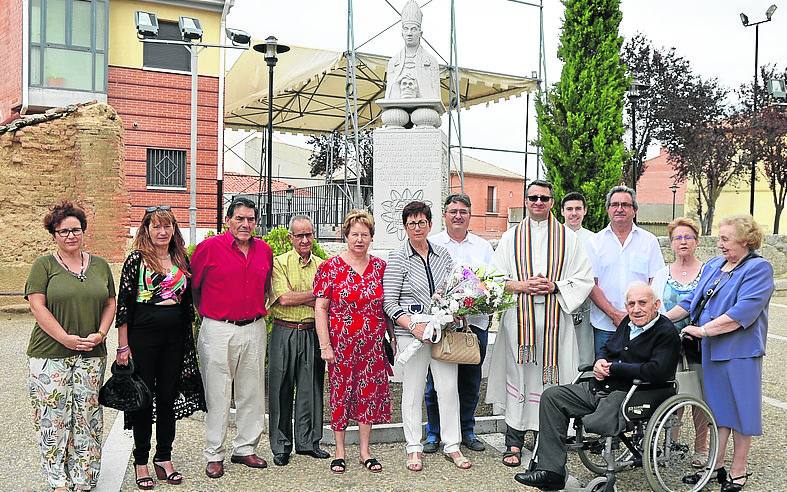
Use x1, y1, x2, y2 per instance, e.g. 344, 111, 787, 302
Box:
515, 282, 681, 490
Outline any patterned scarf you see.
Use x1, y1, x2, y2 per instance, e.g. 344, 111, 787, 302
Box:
513, 214, 567, 384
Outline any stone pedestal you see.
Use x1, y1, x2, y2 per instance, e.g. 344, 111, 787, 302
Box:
372, 127, 449, 250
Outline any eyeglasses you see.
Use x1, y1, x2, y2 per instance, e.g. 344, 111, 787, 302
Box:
55, 228, 84, 238
527, 195, 552, 203
290, 232, 314, 240
671, 235, 697, 241
406, 219, 429, 230
446, 209, 470, 216
608, 202, 633, 209
145, 205, 171, 213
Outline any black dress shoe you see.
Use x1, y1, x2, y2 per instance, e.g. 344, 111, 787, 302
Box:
422, 439, 440, 454
296, 448, 331, 459
462, 436, 486, 452
514, 469, 566, 491
273, 453, 290, 466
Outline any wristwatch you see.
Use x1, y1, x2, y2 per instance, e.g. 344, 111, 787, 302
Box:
553, 282, 560, 294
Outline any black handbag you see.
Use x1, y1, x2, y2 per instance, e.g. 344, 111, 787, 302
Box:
383, 336, 395, 366
99, 359, 153, 412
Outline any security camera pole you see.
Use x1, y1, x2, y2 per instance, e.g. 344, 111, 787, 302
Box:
134, 11, 250, 245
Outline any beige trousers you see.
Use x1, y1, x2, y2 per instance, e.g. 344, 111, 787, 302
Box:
198, 317, 266, 461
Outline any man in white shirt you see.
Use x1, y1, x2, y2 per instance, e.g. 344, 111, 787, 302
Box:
486, 180, 594, 467
588, 185, 665, 359
560, 192, 596, 369
424, 194, 495, 453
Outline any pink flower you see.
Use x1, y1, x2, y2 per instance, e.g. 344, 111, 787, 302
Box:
463, 297, 474, 308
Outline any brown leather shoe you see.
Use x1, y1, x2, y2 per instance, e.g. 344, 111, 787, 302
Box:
205, 460, 224, 479
230, 454, 268, 469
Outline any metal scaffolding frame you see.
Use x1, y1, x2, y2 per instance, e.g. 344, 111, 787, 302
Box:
222, 0, 547, 216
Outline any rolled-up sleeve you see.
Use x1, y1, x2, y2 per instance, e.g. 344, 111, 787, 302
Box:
383, 249, 406, 320
269, 256, 289, 306
726, 260, 774, 329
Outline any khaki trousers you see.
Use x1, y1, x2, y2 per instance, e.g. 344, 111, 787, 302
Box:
198, 317, 266, 461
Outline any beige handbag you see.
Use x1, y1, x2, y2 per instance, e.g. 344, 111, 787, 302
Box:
431, 318, 481, 365
676, 354, 703, 400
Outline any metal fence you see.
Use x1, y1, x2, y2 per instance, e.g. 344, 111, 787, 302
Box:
232, 183, 373, 241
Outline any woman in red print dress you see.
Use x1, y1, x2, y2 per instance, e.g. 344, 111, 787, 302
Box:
314, 210, 392, 475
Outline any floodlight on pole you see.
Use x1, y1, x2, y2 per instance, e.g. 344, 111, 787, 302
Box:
134, 11, 158, 39
740, 5, 776, 215
768, 78, 787, 100
253, 36, 290, 231
225, 28, 251, 47
179, 16, 203, 41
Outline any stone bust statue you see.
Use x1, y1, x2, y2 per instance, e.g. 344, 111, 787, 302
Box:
378, 0, 444, 128
384, 0, 440, 101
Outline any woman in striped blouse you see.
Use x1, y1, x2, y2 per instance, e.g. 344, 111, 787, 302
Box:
383, 201, 471, 472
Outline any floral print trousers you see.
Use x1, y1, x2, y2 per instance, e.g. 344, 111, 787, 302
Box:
28, 356, 106, 490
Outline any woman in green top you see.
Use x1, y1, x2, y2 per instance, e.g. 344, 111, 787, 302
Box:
25, 201, 116, 492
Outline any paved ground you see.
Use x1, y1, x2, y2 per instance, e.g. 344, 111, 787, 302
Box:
2, 304, 786, 491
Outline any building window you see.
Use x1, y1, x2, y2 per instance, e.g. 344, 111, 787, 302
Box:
146, 148, 187, 189
143, 21, 190, 72
486, 186, 498, 213
29, 0, 108, 92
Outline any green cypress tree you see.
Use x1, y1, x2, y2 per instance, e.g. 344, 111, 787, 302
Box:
535, 0, 628, 231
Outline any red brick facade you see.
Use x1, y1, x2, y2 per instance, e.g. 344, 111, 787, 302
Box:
0, 0, 23, 122
637, 148, 686, 205
450, 172, 524, 239
107, 66, 219, 228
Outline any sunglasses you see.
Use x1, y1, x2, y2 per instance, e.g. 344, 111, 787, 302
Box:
145, 205, 172, 213
527, 195, 552, 203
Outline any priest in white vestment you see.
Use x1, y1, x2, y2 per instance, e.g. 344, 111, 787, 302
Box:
485, 180, 594, 466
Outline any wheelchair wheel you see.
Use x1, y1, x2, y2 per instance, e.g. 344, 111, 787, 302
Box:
576, 422, 637, 476
643, 394, 718, 492
586, 476, 618, 492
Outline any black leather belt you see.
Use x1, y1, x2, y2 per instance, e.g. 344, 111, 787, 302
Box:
222, 315, 264, 326
274, 319, 315, 330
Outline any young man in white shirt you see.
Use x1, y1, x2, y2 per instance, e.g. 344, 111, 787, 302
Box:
423, 194, 494, 453
560, 192, 596, 369
588, 186, 665, 358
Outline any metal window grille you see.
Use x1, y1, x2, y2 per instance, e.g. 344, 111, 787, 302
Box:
146, 148, 186, 188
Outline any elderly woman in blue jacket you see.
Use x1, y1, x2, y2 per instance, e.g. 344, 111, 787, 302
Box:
667, 215, 773, 492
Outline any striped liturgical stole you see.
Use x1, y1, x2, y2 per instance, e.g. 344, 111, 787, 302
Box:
513, 214, 567, 384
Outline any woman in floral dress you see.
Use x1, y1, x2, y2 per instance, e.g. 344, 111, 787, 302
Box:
314, 210, 392, 475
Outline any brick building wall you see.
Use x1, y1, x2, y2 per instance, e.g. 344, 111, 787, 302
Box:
450, 173, 524, 239
107, 66, 219, 228
0, 0, 23, 121
0, 103, 130, 292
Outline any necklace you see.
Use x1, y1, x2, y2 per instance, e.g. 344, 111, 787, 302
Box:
156, 253, 171, 260
57, 251, 86, 282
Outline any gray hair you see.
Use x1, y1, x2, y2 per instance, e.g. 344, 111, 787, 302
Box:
605, 185, 639, 211
625, 281, 655, 301
288, 215, 314, 233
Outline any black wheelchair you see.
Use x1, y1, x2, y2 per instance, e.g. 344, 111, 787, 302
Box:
564, 357, 719, 492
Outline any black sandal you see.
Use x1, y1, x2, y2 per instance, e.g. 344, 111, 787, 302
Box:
153, 462, 183, 485
721, 472, 751, 492
682, 466, 727, 485
330, 458, 346, 474
134, 466, 155, 490
502, 447, 522, 467
360, 457, 383, 473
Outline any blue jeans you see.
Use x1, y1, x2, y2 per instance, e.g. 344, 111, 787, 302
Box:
424, 324, 489, 441
593, 327, 614, 360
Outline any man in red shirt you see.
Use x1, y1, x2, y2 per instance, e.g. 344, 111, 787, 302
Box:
191, 197, 273, 479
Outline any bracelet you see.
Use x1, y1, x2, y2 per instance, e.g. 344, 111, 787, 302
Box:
319, 345, 330, 350
701, 326, 708, 337
116, 345, 129, 353
407, 321, 416, 332
96, 331, 106, 341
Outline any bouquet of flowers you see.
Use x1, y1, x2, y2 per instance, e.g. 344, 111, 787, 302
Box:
397, 264, 514, 364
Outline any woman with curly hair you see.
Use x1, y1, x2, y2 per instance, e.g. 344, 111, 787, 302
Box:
26, 200, 116, 492
115, 206, 206, 489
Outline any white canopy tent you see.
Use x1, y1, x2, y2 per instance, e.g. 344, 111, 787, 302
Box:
224, 44, 539, 134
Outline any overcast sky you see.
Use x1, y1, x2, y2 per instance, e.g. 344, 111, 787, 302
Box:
225, 0, 787, 177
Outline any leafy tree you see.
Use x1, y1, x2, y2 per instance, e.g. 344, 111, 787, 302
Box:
620, 34, 695, 186
307, 130, 373, 186
658, 76, 747, 234
535, 0, 629, 231
737, 65, 787, 233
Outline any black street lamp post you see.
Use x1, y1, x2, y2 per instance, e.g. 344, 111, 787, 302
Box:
670, 183, 679, 219
628, 79, 650, 191
254, 36, 290, 232
740, 4, 777, 215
